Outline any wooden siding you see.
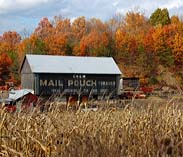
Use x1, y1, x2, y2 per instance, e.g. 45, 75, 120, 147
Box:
21, 74, 34, 90
21, 58, 32, 74
21, 58, 34, 90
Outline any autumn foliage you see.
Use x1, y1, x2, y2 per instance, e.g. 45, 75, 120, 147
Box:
1, 8, 183, 87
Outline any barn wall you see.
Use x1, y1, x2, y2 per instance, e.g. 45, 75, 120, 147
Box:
20, 56, 122, 97
116, 75, 121, 95
21, 74, 34, 90
21, 58, 34, 90
21, 58, 32, 74
34, 73, 119, 97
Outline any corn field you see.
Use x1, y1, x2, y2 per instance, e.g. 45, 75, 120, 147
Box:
0, 98, 183, 157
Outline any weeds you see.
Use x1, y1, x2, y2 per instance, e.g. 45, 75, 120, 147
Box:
0, 99, 183, 156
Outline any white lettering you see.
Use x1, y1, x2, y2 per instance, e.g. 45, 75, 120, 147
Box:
68, 80, 73, 87
80, 80, 85, 86
40, 80, 47, 86
67, 79, 97, 87
48, 80, 54, 86
93, 80, 97, 86
40, 79, 63, 87
86, 80, 92, 86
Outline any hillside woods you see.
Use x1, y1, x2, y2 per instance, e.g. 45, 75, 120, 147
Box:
0, 8, 183, 88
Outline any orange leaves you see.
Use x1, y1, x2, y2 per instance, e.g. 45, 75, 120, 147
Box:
45, 34, 67, 55
18, 35, 38, 59
79, 30, 109, 56
2, 31, 21, 45
143, 28, 155, 53
79, 31, 100, 56
2, 12, 183, 85
123, 11, 150, 39
54, 17, 71, 34
0, 31, 21, 84
72, 17, 87, 40
0, 52, 12, 66
115, 29, 127, 50
79, 36, 88, 56
101, 32, 109, 47
115, 29, 137, 54
172, 33, 183, 64
0, 31, 21, 53
34, 17, 53, 39
151, 26, 164, 53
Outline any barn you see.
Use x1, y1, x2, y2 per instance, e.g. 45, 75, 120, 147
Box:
20, 54, 122, 99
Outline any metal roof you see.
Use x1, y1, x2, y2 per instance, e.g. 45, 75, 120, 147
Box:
8, 89, 34, 100
24, 54, 121, 75
0, 98, 13, 104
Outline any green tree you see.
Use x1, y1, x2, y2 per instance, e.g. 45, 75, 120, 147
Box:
150, 8, 171, 26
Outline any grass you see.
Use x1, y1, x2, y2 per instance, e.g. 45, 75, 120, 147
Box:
0, 98, 183, 157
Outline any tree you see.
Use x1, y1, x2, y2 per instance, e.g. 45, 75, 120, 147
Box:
172, 33, 183, 65
0, 53, 13, 85
18, 35, 46, 56
53, 16, 72, 38
115, 28, 138, 65
51, 16, 72, 55
0, 31, 21, 85
72, 16, 87, 40
34, 17, 53, 39
105, 15, 124, 58
0, 31, 21, 53
123, 11, 150, 37
79, 30, 109, 56
150, 8, 171, 26
87, 18, 107, 33
44, 33, 67, 55
152, 25, 174, 67
171, 15, 180, 25
115, 29, 129, 61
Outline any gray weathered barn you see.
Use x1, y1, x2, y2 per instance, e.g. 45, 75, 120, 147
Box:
20, 54, 122, 98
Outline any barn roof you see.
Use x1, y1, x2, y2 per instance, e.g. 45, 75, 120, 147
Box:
9, 89, 34, 100
22, 54, 121, 75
